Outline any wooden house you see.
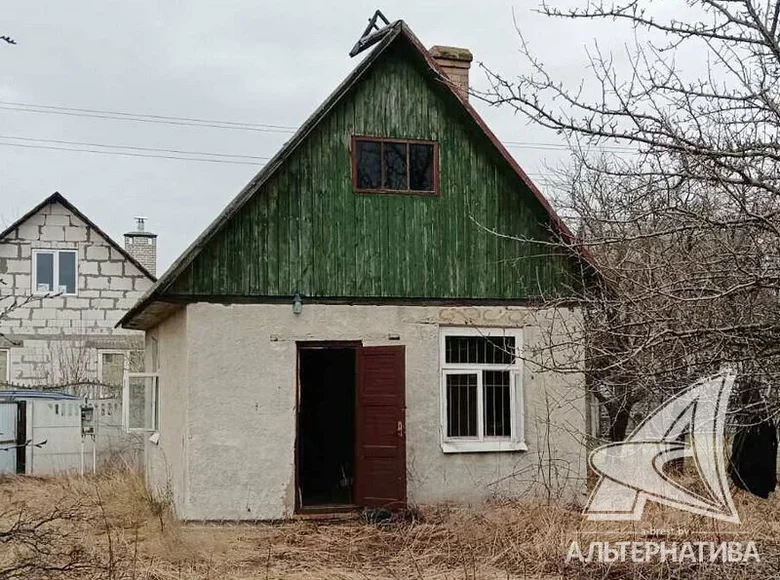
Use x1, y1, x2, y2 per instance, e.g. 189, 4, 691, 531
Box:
120, 20, 589, 520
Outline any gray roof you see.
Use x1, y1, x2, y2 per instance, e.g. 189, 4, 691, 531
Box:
0, 191, 157, 282
0, 390, 83, 401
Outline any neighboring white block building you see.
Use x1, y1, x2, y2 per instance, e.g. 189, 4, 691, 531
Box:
0, 192, 156, 472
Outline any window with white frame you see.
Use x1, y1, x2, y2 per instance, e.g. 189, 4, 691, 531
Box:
123, 373, 159, 432
440, 327, 525, 453
99, 350, 144, 399
32, 249, 77, 294
99, 352, 125, 387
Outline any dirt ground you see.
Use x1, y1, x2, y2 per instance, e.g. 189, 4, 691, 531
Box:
1, 470, 780, 579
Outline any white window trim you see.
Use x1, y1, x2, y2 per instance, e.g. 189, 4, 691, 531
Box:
31, 249, 79, 296
439, 327, 526, 453
122, 372, 159, 433
0, 349, 9, 384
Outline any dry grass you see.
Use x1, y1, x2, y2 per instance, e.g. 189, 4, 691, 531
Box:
1, 469, 780, 579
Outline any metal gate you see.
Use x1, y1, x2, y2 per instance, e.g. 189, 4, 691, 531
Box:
0, 403, 17, 474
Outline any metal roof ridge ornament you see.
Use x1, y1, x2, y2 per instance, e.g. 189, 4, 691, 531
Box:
349, 9, 396, 58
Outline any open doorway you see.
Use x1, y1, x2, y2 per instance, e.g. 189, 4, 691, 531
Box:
297, 345, 356, 509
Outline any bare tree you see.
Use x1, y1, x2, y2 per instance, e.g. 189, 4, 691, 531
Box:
479, 1, 780, 439
0, 280, 58, 353
1, 278, 136, 397
546, 158, 780, 439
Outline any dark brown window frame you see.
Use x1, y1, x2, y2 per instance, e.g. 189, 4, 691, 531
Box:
351, 135, 440, 195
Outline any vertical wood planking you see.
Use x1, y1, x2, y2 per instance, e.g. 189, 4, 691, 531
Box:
170, 40, 576, 300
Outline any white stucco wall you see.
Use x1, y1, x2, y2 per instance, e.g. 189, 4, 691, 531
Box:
145, 308, 189, 512
147, 302, 586, 521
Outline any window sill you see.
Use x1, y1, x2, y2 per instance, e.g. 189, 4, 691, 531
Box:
354, 188, 439, 196
441, 439, 528, 454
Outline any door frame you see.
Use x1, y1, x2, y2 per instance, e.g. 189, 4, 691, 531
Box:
16, 401, 26, 474
294, 341, 362, 514
0, 400, 25, 475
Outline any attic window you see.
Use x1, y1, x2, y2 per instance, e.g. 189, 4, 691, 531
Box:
352, 137, 438, 194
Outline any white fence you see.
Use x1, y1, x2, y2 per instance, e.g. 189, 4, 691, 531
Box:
0, 396, 141, 476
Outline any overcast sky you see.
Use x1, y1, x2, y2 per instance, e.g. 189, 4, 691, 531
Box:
1, 1, 619, 272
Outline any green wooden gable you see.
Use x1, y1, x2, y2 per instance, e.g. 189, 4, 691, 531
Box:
121, 23, 586, 330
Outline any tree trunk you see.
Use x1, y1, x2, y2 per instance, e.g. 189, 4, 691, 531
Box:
608, 405, 632, 441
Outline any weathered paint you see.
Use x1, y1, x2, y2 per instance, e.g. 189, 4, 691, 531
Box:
168, 40, 577, 302
144, 302, 587, 521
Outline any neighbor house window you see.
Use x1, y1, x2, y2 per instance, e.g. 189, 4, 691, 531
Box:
352, 137, 438, 194
98, 351, 128, 399
440, 327, 525, 453
32, 249, 77, 294
100, 352, 125, 388
123, 373, 159, 432
0, 350, 8, 386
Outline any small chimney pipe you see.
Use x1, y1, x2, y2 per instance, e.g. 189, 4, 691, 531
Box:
429, 45, 473, 101
124, 218, 157, 277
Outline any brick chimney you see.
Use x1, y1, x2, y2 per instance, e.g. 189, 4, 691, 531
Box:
429, 45, 473, 100
124, 217, 157, 276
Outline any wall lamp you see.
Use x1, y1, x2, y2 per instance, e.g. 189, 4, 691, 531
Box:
292, 293, 303, 315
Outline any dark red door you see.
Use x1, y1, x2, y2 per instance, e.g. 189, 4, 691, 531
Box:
355, 346, 406, 509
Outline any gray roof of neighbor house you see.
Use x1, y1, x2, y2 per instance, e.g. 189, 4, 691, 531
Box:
0, 389, 83, 401
0, 191, 156, 282
119, 20, 593, 331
